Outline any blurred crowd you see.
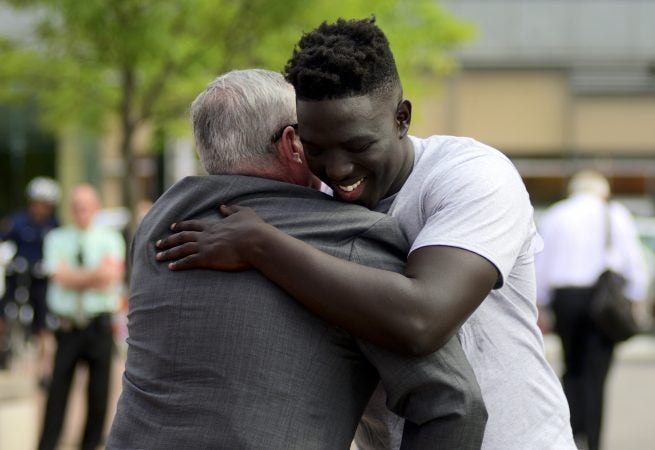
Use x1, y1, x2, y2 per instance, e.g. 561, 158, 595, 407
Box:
0, 177, 129, 450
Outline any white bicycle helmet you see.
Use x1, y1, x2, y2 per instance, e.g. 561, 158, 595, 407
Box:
26, 177, 61, 204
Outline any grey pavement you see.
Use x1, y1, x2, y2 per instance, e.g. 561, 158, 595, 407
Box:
544, 333, 655, 450
2, 334, 655, 449
0, 344, 125, 450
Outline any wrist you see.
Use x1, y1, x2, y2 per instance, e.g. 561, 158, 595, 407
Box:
244, 222, 280, 269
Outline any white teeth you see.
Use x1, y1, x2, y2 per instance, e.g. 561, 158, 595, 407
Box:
338, 178, 363, 192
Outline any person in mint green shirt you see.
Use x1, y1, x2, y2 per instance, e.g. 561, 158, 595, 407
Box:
38, 184, 125, 450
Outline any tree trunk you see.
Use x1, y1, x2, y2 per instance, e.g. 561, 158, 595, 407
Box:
119, 67, 140, 239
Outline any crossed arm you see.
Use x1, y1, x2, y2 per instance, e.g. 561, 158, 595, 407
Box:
156, 205, 497, 356
53, 257, 124, 291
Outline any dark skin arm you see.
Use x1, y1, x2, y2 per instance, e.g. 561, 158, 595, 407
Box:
156, 205, 498, 356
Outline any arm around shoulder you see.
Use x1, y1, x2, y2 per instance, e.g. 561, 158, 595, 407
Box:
249, 221, 496, 355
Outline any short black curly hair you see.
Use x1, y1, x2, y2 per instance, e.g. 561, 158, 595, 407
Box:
284, 17, 401, 101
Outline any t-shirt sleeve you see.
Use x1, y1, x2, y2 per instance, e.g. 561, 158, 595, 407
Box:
411, 152, 536, 288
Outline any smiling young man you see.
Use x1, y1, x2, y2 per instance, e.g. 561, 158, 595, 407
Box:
156, 18, 575, 449
116, 69, 486, 450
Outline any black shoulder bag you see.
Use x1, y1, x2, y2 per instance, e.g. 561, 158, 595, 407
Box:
588, 203, 640, 343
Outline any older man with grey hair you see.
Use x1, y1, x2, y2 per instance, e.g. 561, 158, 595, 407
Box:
107, 69, 485, 449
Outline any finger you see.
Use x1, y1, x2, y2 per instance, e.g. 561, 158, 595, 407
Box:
156, 231, 199, 249
219, 204, 240, 216
170, 220, 205, 232
156, 242, 199, 261
168, 254, 201, 271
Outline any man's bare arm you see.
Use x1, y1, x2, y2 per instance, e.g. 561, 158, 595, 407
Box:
156, 206, 497, 355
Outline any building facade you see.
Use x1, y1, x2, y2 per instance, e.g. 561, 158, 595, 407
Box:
415, 0, 655, 209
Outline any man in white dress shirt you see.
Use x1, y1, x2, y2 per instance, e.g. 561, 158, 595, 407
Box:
535, 169, 650, 450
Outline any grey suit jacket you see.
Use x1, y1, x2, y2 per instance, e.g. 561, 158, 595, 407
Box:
107, 175, 485, 450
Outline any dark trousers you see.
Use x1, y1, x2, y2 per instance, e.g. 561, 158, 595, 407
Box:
38, 314, 114, 450
552, 287, 614, 450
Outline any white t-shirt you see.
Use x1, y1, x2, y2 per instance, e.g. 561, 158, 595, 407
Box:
378, 135, 575, 449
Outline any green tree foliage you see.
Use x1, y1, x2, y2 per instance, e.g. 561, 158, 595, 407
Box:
0, 0, 473, 218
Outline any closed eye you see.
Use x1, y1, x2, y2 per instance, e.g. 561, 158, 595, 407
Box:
351, 141, 375, 153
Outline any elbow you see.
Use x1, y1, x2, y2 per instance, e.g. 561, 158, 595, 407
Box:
396, 317, 450, 357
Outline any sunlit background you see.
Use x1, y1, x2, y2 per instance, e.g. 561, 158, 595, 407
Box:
1, 1, 654, 449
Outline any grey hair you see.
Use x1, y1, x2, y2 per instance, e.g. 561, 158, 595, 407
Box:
568, 169, 611, 200
190, 69, 297, 174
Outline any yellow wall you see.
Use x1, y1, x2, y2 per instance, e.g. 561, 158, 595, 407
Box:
413, 71, 568, 153
451, 71, 567, 153
413, 68, 655, 160
573, 97, 655, 154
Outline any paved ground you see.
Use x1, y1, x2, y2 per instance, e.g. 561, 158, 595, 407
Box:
0, 344, 125, 450
544, 334, 655, 449
2, 334, 655, 449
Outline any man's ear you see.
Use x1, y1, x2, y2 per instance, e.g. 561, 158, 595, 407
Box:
277, 125, 303, 166
396, 99, 412, 139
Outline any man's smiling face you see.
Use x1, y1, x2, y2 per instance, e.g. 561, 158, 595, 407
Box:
297, 93, 413, 209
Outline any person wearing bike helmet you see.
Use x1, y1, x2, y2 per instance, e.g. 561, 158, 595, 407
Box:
0, 177, 60, 378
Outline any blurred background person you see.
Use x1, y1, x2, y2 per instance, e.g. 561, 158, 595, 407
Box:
38, 183, 125, 450
0, 176, 60, 381
535, 169, 650, 450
